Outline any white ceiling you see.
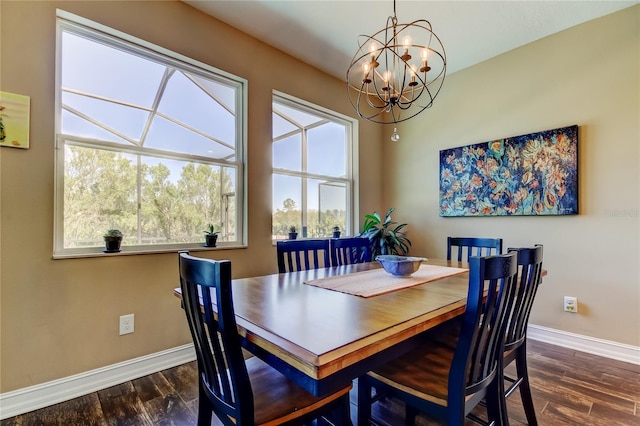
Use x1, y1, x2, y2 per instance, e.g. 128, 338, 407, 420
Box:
183, 0, 638, 79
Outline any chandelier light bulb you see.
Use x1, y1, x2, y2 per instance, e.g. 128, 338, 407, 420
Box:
369, 43, 377, 61
409, 64, 418, 86
420, 48, 431, 73
401, 35, 412, 61
383, 70, 391, 90
362, 62, 372, 83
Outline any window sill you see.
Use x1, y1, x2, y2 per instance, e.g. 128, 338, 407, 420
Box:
52, 244, 247, 260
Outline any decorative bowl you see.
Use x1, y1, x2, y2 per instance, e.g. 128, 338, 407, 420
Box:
376, 255, 427, 277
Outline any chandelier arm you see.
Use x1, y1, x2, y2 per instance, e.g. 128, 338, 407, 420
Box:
397, 85, 423, 109
354, 89, 386, 121
399, 61, 412, 103
368, 81, 387, 108
366, 85, 394, 112
370, 66, 393, 107
391, 104, 399, 124
358, 82, 388, 112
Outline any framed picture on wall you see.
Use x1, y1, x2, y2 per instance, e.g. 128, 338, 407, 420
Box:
439, 125, 578, 217
0, 91, 31, 149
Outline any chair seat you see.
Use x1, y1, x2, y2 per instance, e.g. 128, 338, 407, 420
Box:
246, 356, 352, 425
367, 332, 459, 408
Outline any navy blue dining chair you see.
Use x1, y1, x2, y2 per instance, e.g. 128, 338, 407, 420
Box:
497, 245, 544, 425
447, 237, 503, 261
276, 239, 331, 273
357, 252, 519, 426
330, 237, 372, 266
178, 252, 351, 426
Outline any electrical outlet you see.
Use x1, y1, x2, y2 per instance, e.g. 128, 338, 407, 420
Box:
563, 296, 578, 313
119, 314, 135, 335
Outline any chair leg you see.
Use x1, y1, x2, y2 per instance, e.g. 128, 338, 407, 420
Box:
357, 376, 373, 425
497, 359, 509, 426
405, 405, 418, 425
515, 348, 537, 426
344, 401, 354, 426
332, 393, 353, 426
197, 381, 213, 426
446, 396, 466, 426
486, 379, 505, 426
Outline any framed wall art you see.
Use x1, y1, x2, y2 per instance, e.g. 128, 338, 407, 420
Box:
0, 91, 31, 149
439, 125, 578, 217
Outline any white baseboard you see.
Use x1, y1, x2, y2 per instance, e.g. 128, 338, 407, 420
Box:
2, 326, 639, 420
0, 344, 196, 420
527, 324, 640, 365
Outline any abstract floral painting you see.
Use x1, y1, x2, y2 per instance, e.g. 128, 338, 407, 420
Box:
439, 125, 578, 216
0, 91, 30, 149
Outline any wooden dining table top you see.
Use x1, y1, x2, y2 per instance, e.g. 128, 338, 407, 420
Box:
174, 258, 474, 396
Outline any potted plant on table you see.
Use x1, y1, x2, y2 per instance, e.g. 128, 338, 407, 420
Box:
288, 226, 298, 240
203, 224, 220, 247
103, 229, 123, 253
359, 208, 411, 258
332, 226, 341, 238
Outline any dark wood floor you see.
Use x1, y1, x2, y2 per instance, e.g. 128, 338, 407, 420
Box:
2, 340, 638, 425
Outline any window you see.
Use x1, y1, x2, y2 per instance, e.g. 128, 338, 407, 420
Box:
272, 93, 357, 239
54, 12, 246, 256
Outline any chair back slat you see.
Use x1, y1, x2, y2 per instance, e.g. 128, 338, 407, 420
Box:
450, 252, 518, 396
504, 245, 544, 351
277, 239, 330, 273
447, 237, 503, 261
330, 237, 372, 266
179, 252, 254, 425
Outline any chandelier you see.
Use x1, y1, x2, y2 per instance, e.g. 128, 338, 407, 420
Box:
346, 0, 446, 141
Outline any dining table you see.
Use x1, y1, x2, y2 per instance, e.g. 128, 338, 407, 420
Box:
174, 258, 473, 398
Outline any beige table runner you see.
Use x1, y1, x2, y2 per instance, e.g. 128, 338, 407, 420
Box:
304, 264, 469, 298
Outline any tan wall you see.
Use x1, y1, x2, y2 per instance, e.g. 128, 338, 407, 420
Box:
386, 6, 639, 346
1, 0, 637, 395
0, 0, 383, 392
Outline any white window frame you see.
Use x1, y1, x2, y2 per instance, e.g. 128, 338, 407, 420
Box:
272, 91, 359, 239
53, 10, 247, 258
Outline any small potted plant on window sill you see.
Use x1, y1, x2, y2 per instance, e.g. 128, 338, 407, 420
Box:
203, 224, 220, 247
288, 226, 298, 240
332, 226, 341, 238
103, 229, 123, 253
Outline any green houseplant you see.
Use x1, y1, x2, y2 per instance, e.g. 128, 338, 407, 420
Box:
203, 224, 219, 247
359, 208, 411, 258
103, 229, 123, 253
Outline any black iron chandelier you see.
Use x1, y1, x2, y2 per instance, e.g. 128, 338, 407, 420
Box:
346, 0, 447, 141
